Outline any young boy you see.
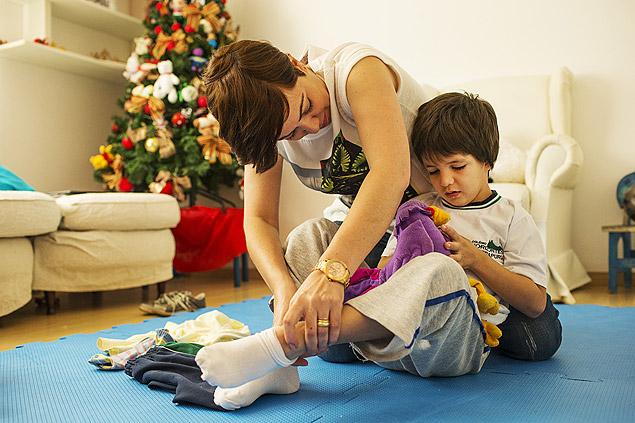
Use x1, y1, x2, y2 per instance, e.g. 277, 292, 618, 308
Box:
391, 91, 562, 361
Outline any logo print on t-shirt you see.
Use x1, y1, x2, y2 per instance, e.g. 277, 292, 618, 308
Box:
472, 239, 504, 263
320, 132, 368, 195
320, 131, 419, 203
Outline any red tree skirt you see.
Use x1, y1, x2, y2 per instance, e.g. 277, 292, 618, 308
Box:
172, 206, 247, 272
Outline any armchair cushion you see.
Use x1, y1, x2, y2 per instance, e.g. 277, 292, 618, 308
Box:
491, 139, 527, 184
56, 192, 180, 231
0, 191, 61, 238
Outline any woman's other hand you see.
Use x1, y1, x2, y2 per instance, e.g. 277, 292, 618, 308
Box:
283, 270, 344, 357
272, 288, 295, 327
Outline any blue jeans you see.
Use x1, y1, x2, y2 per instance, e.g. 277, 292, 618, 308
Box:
496, 293, 562, 361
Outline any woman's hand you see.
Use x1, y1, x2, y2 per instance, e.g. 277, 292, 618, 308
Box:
283, 270, 344, 357
441, 224, 486, 270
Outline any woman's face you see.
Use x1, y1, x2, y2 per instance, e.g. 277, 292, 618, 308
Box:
278, 61, 331, 141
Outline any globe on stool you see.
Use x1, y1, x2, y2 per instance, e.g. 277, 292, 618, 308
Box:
618, 172, 635, 224
602, 172, 635, 292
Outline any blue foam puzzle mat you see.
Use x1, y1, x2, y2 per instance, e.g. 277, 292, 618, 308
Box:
1, 298, 634, 422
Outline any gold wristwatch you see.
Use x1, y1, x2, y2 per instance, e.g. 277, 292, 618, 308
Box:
314, 259, 350, 288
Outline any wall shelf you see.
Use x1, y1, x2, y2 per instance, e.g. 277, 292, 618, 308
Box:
0, 39, 125, 83
50, 0, 144, 40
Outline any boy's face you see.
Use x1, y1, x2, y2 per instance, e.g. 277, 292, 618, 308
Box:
278, 57, 331, 141
423, 153, 492, 207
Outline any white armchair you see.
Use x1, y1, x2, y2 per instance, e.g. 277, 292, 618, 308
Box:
441, 67, 590, 303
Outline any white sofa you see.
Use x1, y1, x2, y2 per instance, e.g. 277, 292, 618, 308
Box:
440, 67, 590, 303
0, 191, 180, 316
0, 191, 60, 316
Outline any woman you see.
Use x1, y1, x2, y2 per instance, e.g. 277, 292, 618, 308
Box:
205, 40, 438, 358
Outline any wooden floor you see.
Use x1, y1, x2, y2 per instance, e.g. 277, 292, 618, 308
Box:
0, 271, 632, 352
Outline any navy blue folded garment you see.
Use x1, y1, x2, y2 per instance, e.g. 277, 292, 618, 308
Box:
125, 346, 226, 411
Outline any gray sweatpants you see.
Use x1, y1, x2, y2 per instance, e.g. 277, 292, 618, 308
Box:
284, 218, 488, 377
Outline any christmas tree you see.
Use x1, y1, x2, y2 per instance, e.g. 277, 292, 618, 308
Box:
89, 0, 241, 202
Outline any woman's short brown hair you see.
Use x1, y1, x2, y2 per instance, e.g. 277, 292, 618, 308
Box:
412, 92, 499, 167
203, 40, 304, 173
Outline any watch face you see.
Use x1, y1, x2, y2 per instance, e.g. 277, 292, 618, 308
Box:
326, 261, 347, 280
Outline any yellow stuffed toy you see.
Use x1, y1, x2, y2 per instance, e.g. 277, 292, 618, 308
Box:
427, 206, 503, 348
469, 278, 503, 347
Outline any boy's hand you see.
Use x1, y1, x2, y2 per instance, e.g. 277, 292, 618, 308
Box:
440, 224, 485, 270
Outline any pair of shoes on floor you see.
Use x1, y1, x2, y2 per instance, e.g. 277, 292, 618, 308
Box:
139, 290, 206, 316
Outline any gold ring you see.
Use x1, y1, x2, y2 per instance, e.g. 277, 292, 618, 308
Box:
317, 318, 330, 328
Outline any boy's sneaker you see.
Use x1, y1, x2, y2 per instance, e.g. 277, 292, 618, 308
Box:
139, 290, 206, 316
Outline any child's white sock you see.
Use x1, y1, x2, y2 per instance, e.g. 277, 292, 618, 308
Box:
213, 367, 300, 410
195, 328, 295, 388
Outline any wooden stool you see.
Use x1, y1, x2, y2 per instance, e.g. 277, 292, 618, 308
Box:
602, 225, 635, 293
232, 252, 250, 287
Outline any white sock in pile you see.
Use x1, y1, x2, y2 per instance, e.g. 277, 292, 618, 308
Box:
213, 367, 300, 410
195, 327, 295, 388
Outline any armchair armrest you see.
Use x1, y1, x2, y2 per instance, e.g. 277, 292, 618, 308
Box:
525, 134, 583, 190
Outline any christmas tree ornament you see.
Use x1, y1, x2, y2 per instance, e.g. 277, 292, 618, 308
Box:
125, 91, 165, 121
119, 177, 134, 192
171, 112, 187, 126
154, 25, 162, 35
101, 154, 124, 190
194, 114, 232, 165
197, 96, 207, 108
184, 24, 195, 33
170, 0, 186, 16
161, 181, 174, 195
157, 128, 177, 159
199, 19, 212, 34
153, 30, 188, 60
126, 125, 147, 144
121, 137, 134, 150
190, 56, 208, 73
134, 36, 151, 55
111, 123, 120, 133
180, 107, 193, 119
89, 145, 115, 170
152, 170, 192, 201
171, 22, 182, 32
181, 85, 198, 102
145, 137, 159, 153
153, 60, 180, 103
192, 47, 204, 56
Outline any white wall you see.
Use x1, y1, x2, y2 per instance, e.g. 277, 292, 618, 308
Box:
228, 0, 635, 273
